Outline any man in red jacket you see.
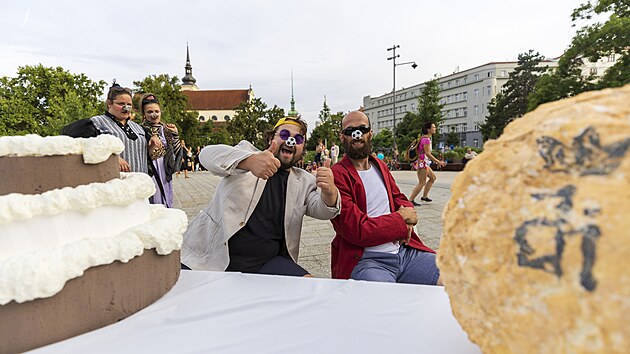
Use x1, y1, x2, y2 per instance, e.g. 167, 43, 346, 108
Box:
330, 111, 440, 285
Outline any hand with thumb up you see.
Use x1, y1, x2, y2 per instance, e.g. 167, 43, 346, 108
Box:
316, 158, 338, 207
238, 140, 281, 180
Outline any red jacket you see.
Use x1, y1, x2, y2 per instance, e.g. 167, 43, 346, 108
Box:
330, 155, 435, 279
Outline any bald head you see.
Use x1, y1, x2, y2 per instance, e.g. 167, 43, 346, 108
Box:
341, 111, 369, 130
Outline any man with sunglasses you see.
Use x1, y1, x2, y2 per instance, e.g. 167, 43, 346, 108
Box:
182, 117, 340, 276
329, 111, 440, 285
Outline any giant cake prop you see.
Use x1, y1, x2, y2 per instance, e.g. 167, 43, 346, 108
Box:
0, 134, 188, 353
438, 85, 630, 354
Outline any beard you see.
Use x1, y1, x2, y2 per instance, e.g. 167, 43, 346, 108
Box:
274, 143, 303, 169
343, 137, 372, 160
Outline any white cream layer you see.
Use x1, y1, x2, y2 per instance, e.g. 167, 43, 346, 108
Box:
0, 199, 150, 262
0, 172, 155, 225
0, 134, 124, 164
0, 205, 187, 305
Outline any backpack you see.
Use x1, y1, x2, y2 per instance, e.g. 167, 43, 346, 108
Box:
405, 139, 420, 162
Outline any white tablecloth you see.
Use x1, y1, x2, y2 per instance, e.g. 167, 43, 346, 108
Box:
34, 271, 480, 354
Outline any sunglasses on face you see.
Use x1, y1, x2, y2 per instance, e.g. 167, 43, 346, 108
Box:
342, 125, 371, 136
278, 129, 305, 145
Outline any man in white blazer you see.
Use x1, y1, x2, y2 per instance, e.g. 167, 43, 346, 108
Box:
182, 117, 340, 276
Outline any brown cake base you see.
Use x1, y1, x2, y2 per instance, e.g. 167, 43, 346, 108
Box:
0, 250, 181, 354
0, 154, 119, 196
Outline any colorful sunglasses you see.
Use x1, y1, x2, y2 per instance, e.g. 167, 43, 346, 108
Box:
342, 125, 371, 136
278, 129, 305, 146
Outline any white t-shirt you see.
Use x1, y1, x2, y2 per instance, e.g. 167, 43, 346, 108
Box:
357, 163, 400, 254
330, 145, 339, 157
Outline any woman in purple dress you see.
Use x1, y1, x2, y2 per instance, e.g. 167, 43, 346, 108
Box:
140, 93, 182, 207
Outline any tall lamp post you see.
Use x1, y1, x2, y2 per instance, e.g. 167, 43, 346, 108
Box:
387, 45, 417, 149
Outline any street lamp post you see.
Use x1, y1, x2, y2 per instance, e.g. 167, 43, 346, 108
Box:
387, 45, 417, 149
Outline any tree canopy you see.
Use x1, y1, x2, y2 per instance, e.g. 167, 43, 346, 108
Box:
480, 50, 548, 141
528, 0, 630, 110
229, 97, 285, 150
0, 65, 105, 136
395, 75, 443, 155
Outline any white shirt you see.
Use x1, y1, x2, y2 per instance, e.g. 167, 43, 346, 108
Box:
330, 145, 339, 157
357, 163, 400, 254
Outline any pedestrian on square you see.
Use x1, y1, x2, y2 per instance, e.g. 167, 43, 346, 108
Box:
330, 142, 339, 164
140, 93, 182, 207
181, 116, 341, 277
61, 82, 148, 174
329, 111, 440, 285
177, 140, 191, 178
409, 123, 446, 206
314, 139, 324, 167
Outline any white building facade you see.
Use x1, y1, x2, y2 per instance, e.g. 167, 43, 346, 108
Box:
363, 61, 558, 147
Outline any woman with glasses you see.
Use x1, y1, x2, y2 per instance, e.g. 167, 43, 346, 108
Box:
139, 93, 182, 207
61, 82, 148, 174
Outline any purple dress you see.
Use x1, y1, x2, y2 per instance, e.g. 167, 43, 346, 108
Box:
149, 126, 174, 208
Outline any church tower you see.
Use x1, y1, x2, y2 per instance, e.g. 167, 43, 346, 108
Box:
181, 44, 198, 91
287, 71, 299, 117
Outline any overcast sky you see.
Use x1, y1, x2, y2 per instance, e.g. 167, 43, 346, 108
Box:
1, 0, 585, 130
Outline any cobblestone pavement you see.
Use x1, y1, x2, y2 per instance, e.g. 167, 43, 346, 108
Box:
172, 169, 458, 278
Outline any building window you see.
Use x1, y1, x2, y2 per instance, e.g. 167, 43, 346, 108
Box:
224, 115, 230, 121
463, 77, 468, 84
487, 71, 493, 77
474, 88, 479, 98
462, 123, 467, 132
473, 138, 479, 147
608, 54, 616, 62
474, 105, 479, 115
455, 79, 460, 86
463, 91, 468, 100
486, 85, 492, 96
590, 67, 598, 75
474, 74, 479, 81
501, 70, 507, 77
199, 116, 205, 122
212, 115, 218, 120
447, 81, 452, 88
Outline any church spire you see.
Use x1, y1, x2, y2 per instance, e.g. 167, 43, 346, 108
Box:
288, 71, 299, 117
182, 43, 197, 90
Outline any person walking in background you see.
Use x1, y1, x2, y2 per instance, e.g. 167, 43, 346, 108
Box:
194, 146, 202, 171
330, 142, 339, 165
61, 82, 148, 174
139, 93, 182, 207
177, 140, 191, 178
408, 122, 446, 206
314, 139, 324, 167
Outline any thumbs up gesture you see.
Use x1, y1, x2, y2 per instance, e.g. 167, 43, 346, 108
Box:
238, 140, 281, 179
316, 158, 338, 207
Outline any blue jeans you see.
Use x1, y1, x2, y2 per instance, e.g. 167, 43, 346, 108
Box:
350, 246, 440, 285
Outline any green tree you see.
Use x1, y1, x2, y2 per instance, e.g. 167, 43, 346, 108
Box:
371, 128, 394, 154
318, 96, 331, 123
528, 0, 630, 110
228, 98, 285, 149
446, 129, 460, 148
0, 65, 105, 136
307, 111, 343, 151
133, 74, 201, 146
479, 50, 547, 141
395, 75, 443, 153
